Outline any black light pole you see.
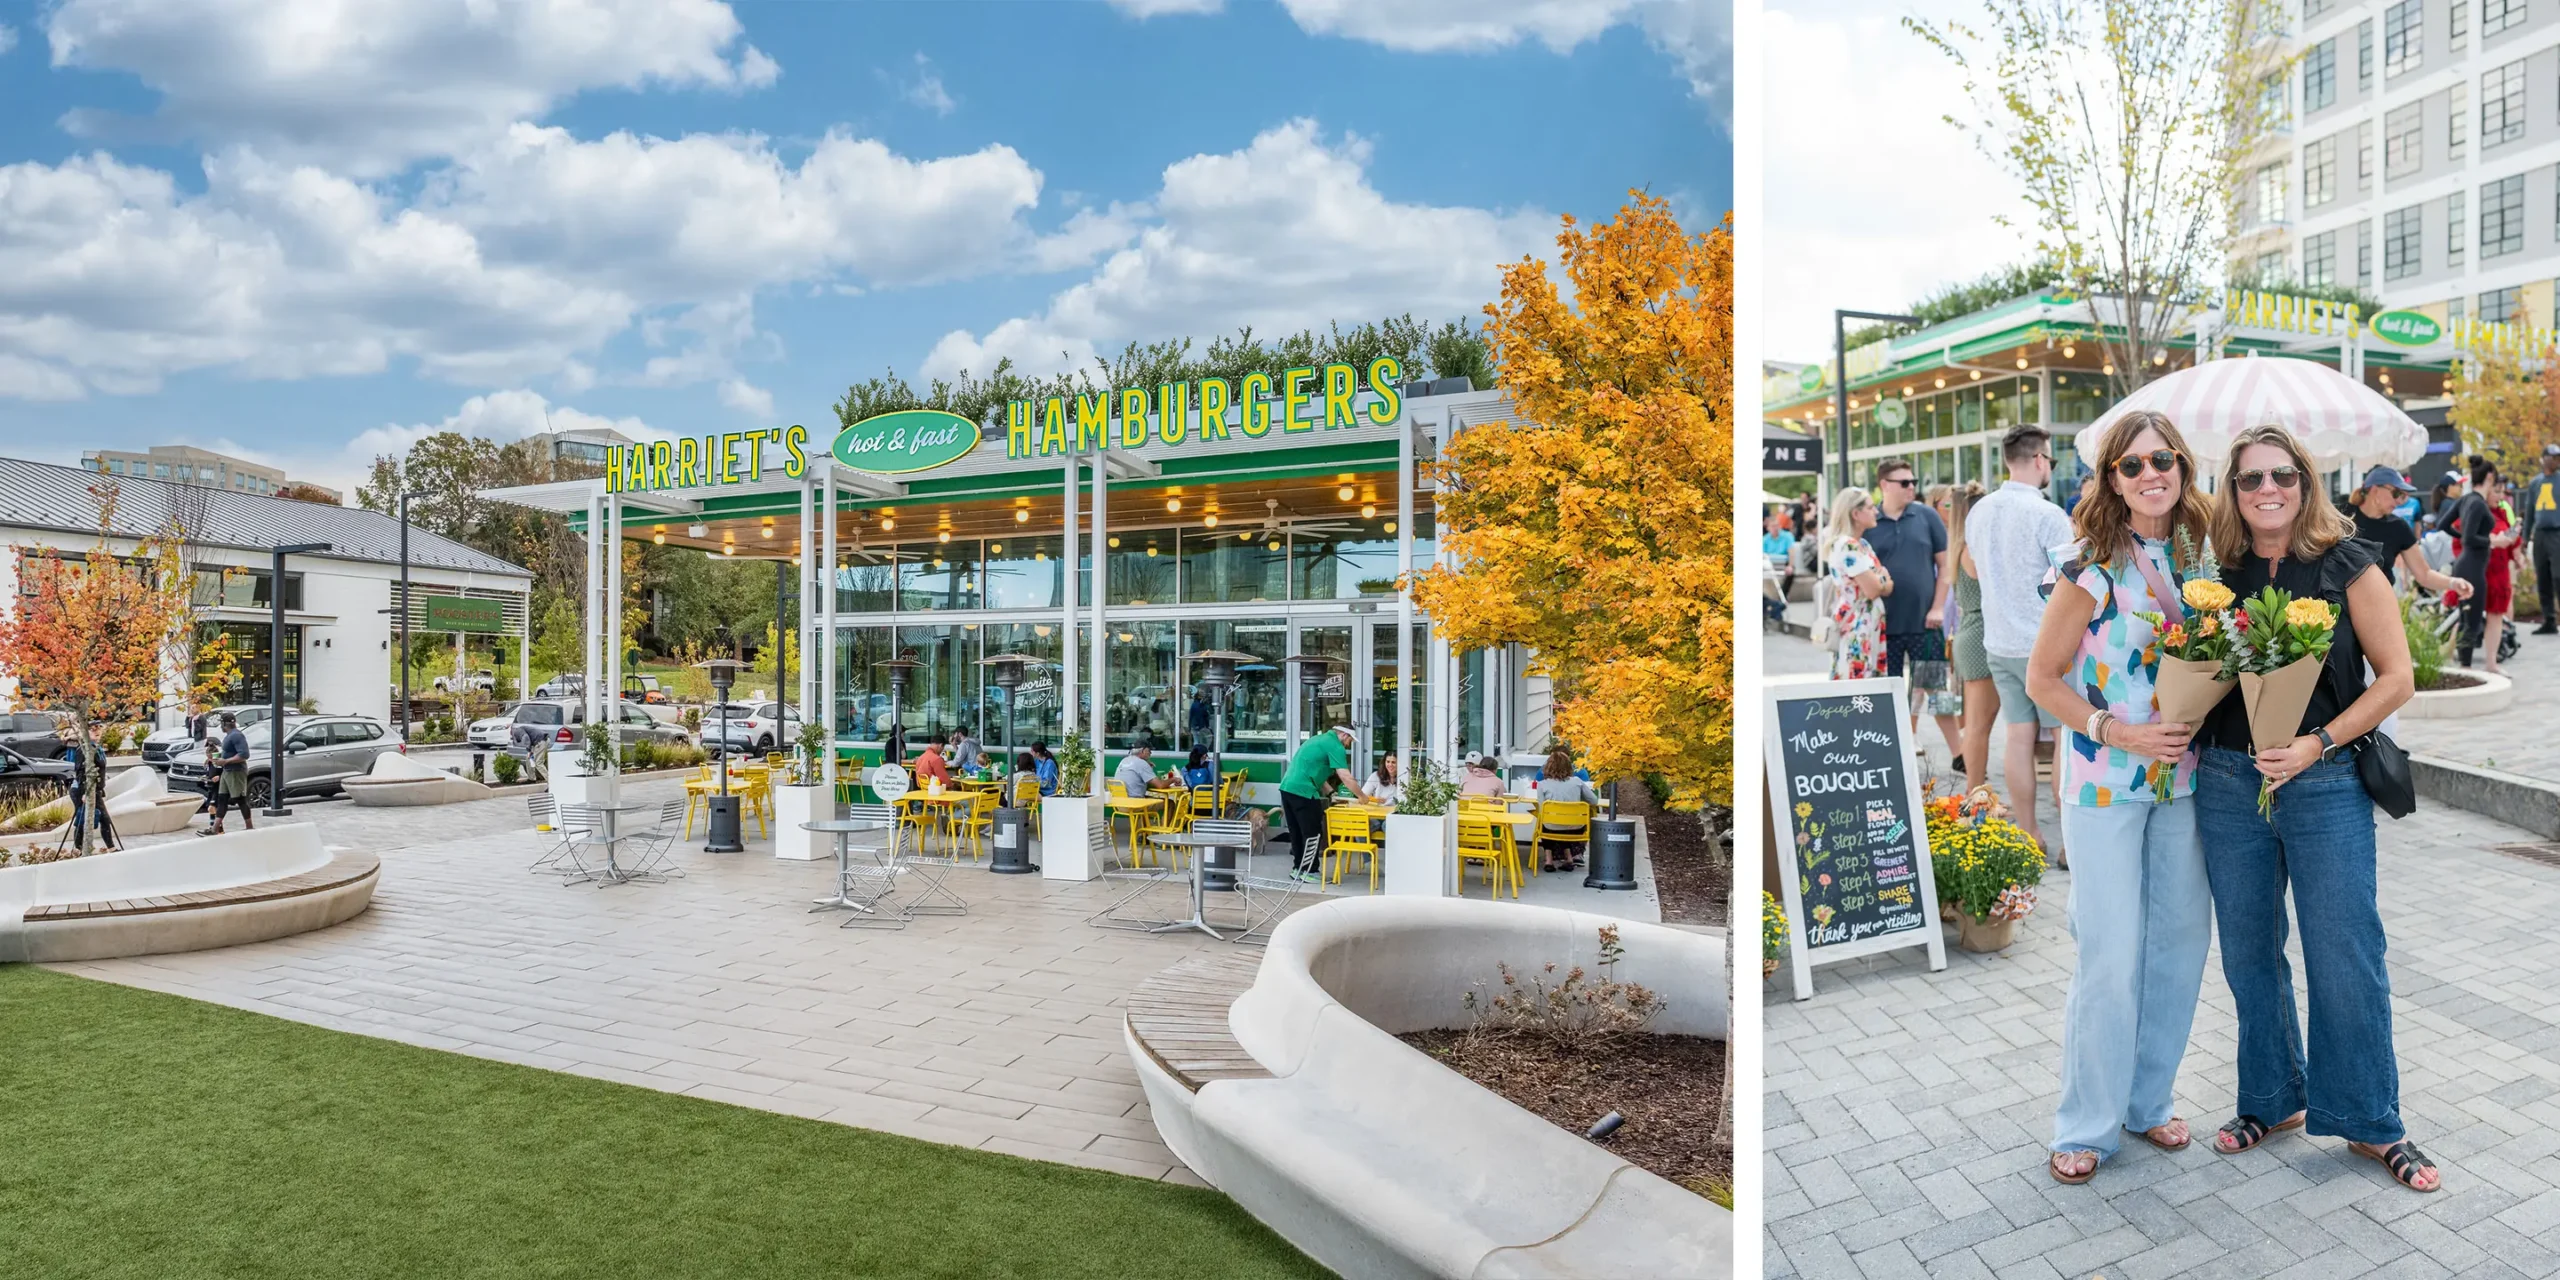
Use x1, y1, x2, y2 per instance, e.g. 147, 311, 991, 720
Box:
1833, 309, 1923, 491
265, 542, 332, 816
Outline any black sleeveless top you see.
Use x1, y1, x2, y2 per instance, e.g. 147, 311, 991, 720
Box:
2198, 536, 2381, 751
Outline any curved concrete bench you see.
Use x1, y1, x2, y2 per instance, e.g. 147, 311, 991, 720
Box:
0, 768, 204, 853
341, 752, 490, 806
1128, 897, 1731, 1279
0, 824, 377, 963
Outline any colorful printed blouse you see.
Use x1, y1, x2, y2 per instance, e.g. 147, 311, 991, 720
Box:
2041, 534, 2195, 807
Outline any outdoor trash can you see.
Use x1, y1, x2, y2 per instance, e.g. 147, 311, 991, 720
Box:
988, 807, 1034, 874
1586, 819, 1637, 890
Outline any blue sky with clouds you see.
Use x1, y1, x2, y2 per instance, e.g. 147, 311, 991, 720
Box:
0, 0, 1726, 496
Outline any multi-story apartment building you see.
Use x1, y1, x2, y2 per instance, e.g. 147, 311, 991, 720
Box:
2247, 0, 2560, 331
78, 444, 339, 502
523, 427, 632, 477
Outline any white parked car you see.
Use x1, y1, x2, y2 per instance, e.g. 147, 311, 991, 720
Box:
703, 701, 803, 756
434, 669, 496, 693
467, 709, 517, 749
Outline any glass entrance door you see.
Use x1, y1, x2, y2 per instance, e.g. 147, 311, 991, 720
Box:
1295, 624, 1353, 750
1358, 621, 1427, 772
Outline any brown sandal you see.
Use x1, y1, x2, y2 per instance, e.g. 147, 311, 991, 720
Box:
2351, 1140, 2440, 1192
2048, 1150, 2098, 1184
2129, 1118, 2191, 1151
2214, 1112, 2303, 1154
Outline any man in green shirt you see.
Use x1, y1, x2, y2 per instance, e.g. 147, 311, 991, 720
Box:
1278, 724, 1367, 881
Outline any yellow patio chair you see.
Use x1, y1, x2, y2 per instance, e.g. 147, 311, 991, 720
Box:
681, 764, 720, 837
952, 788, 998, 860
1132, 798, 1187, 870
1536, 800, 1592, 874
1323, 806, 1381, 892
895, 793, 939, 855
1012, 775, 1043, 837
1456, 814, 1517, 900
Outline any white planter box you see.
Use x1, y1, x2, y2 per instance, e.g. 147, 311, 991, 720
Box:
1382, 811, 1457, 897
770, 784, 834, 861
1040, 795, 1107, 881
547, 750, 618, 810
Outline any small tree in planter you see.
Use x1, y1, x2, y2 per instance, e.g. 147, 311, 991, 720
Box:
548, 720, 620, 808
1382, 755, 1462, 895
1039, 737, 1104, 881
771, 721, 836, 860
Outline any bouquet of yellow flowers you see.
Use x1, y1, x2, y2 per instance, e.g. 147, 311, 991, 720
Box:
2227, 584, 2340, 816
2140, 574, 2240, 728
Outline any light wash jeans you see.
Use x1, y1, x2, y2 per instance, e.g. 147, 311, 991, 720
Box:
2051, 795, 2212, 1158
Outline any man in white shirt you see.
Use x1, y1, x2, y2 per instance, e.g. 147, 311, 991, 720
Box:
1114, 742, 1162, 797
1962, 424, 2074, 850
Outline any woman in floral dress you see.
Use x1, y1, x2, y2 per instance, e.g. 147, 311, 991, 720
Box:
1824, 486, 1891, 679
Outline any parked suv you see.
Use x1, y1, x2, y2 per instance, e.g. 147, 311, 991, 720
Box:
139, 704, 275, 770
532, 674, 584, 699
703, 702, 802, 756
0, 711, 64, 758
0, 743, 75, 792
166, 714, 405, 807
506, 699, 689, 758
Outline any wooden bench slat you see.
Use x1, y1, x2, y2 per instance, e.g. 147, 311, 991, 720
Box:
1124, 952, 1270, 1093
21, 852, 380, 923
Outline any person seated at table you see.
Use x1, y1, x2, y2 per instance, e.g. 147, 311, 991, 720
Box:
1366, 754, 1406, 807
1181, 744, 1216, 788
1459, 754, 1507, 798
1533, 748, 1600, 872
914, 738, 953, 787
949, 727, 983, 773
1115, 742, 1162, 797
1008, 751, 1043, 802
1031, 741, 1059, 795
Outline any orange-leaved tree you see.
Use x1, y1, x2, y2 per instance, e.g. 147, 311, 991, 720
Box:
2448, 345, 2560, 467
1409, 192, 1733, 810
0, 486, 203, 851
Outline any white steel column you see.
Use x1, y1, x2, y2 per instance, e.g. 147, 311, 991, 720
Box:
820, 467, 839, 786
1395, 411, 1415, 769
1062, 455, 1079, 737
603, 493, 622, 720
1089, 458, 1108, 768
583, 490, 604, 727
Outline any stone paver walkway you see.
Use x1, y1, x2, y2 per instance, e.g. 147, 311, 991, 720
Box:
2398, 621, 2560, 780
1763, 631, 2560, 1279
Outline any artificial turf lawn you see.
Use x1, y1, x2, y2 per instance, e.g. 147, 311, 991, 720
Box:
0, 966, 1328, 1279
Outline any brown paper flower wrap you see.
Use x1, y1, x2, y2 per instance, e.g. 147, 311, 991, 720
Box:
2227, 586, 2339, 817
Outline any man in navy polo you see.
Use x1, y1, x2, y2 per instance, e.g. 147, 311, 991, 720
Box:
1862, 456, 1948, 678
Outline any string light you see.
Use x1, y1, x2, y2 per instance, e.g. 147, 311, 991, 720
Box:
652, 532, 665, 544
1166, 497, 1182, 512
1015, 508, 1030, 523
1934, 376, 1946, 388
761, 526, 773, 539
1361, 504, 1377, 518
1384, 520, 1398, 534
1108, 536, 1121, 548
1146, 546, 1159, 557
2062, 344, 2077, 358
1204, 513, 1220, 528
881, 517, 896, 531
1968, 370, 1981, 381
990, 543, 1002, 554
937, 530, 950, 543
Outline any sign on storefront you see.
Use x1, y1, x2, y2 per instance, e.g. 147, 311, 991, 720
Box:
833, 409, 983, 475
2369, 309, 2443, 347
422, 595, 506, 634
1763, 432, 1822, 474
606, 425, 811, 494
1000, 357, 1408, 462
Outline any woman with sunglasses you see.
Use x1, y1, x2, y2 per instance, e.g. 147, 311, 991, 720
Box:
2023, 410, 2215, 1185
1823, 486, 1891, 679
2194, 424, 2435, 1192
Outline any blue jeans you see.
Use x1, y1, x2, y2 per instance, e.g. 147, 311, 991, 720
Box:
2196, 748, 2403, 1144
2052, 795, 2210, 1157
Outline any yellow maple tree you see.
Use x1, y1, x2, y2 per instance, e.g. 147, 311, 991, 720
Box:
1410, 192, 1733, 809
2448, 346, 2560, 467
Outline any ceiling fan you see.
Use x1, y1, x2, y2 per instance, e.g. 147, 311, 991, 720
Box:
1233, 498, 1362, 543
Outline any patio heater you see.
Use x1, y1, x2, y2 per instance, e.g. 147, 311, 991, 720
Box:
698, 657, 745, 852
979, 652, 1037, 875
1282, 653, 1349, 741
1181, 650, 1259, 800
874, 654, 923, 770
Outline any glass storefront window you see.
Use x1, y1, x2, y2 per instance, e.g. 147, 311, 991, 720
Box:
195, 569, 302, 611
1986, 377, 2021, 434
899, 540, 979, 611
897, 623, 980, 743
1182, 527, 1288, 603
980, 535, 1062, 611
1955, 385, 1984, 434
979, 619, 1063, 757
1291, 518, 1403, 600
1294, 624, 1354, 739
1458, 647, 1486, 759
1179, 618, 1286, 756
199, 621, 298, 705
1105, 529, 1177, 605
2053, 374, 2110, 425
1100, 620, 1178, 751
833, 559, 897, 614
834, 626, 897, 740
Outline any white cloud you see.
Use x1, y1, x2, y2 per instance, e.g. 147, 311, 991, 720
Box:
1762, 2, 2031, 360
718, 378, 774, 417
0, 24, 18, 56
890, 53, 957, 116
45, 0, 780, 176
1103, 0, 1223, 15
921, 120, 1549, 381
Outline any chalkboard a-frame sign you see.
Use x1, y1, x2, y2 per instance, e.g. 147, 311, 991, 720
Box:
1766, 675, 1946, 1000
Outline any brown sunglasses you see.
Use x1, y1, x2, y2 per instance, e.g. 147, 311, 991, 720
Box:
2111, 449, 2184, 480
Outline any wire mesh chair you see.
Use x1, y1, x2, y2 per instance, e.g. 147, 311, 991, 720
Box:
554, 804, 612, 884
1228, 819, 1306, 946
624, 799, 690, 879
527, 795, 589, 873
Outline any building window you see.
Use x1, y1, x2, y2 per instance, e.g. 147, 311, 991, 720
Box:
2255, 250, 2288, 283
2257, 163, 2289, 224
2358, 122, 2373, 186
2449, 190, 2467, 266
2483, 173, 2525, 256
2385, 103, 2424, 172
2357, 222, 2373, 286
2482, 285, 2521, 323
2384, 1, 2422, 76
2303, 229, 2339, 287
2306, 0, 2335, 18
107, 460, 123, 475
2451, 82, 2468, 161
2358, 18, 2375, 90
2485, 0, 2523, 33
2386, 206, 2423, 279
2484, 61, 2526, 144
2452, 0, 2470, 47
153, 463, 170, 479
2305, 137, 2337, 206
2306, 39, 2337, 112
2258, 73, 2289, 131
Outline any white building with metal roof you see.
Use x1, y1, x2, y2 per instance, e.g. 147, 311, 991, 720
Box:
0, 456, 532, 728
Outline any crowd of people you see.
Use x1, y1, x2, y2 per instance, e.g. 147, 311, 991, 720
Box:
1795, 417, 2447, 1195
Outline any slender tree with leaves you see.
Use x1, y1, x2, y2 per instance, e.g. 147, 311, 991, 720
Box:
1911, 0, 2291, 395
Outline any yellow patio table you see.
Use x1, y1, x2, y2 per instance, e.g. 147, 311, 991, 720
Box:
1103, 794, 1164, 866
901, 789, 973, 852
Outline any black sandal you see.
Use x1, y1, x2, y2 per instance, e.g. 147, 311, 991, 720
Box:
2353, 1140, 2440, 1192
2214, 1113, 2302, 1154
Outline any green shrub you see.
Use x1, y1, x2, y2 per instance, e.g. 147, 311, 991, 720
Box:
492, 752, 523, 785
2405, 597, 2452, 691
1396, 755, 1458, 816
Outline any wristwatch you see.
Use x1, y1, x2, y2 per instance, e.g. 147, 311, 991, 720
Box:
2314, 727, 2339, 758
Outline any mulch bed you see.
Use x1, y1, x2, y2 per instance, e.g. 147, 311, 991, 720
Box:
1618, 784, 1729, 927
2419, 671, 2487, 692
1399, 1028, 1728, 1197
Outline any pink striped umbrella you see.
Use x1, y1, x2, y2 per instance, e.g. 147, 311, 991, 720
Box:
2071, 354, 2427, 474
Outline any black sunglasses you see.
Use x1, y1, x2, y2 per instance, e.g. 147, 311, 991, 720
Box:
2234, 466, 2302, 492
1880, 476, 1916, 489
2111, 449, 2184, 480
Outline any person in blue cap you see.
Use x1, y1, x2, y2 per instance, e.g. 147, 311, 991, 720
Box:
2347, 465, 2472, 599
2525, 444, 2560, 632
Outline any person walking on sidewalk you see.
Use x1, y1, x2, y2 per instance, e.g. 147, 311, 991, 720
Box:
1965, 425, 2074, 854
1864, 458, 1950, 697
201, 712, 254, 836
2024, 410, 2214, 1186
2347, 466, 2472, 599
2526, 445, 2560, 633
2195, 423, 2438, 1194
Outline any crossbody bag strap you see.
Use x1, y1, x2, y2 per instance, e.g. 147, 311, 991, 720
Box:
2129, 544, 2183, 618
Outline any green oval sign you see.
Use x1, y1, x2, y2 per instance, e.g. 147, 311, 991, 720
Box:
833, 409, 981, 475
1797, 365, 1824, 392
1873, 397, 1908, 430
2370, 309, 2443, 348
